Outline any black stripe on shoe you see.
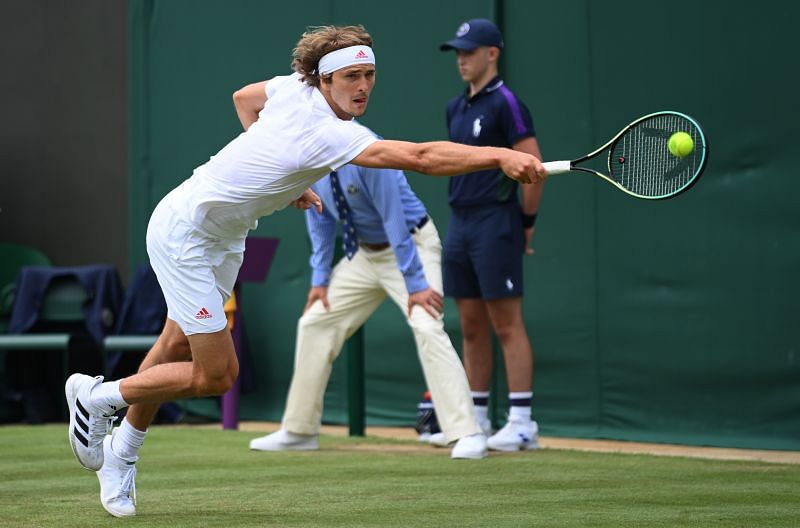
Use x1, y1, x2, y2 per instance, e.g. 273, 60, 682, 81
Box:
76, 398, 91, 420
76, 414, 89, 435
73, 427, 89, 447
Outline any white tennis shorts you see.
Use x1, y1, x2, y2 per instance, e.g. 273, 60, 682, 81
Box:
146, 198, 243, 335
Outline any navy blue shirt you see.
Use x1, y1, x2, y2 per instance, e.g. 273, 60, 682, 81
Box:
446, 76, 536, 207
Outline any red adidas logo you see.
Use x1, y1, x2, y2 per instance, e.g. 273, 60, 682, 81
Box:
195, 307, 213, 320
355, 49, 368, 59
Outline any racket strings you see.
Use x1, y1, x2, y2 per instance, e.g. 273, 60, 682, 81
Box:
609, 114, 702, 199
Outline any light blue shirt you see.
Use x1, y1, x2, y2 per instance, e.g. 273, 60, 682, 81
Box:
306, 164, 429, 293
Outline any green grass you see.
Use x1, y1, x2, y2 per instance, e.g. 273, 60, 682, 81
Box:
1, 425, 799, 527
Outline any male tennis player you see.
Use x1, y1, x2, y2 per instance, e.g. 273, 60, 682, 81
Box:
64, 25, 547, 517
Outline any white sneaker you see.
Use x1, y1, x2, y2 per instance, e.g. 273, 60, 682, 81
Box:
66, 374, 116, 471
427, 432, 448, 447
249, 429, 319, 451
487, 419, 539, 452
451, 433, 488, 459
97, 434, 137, 517
428, 416, 492, 448
450, 433, 488, 460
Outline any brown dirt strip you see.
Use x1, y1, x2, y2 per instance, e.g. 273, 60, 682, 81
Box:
226, 422, 800, 464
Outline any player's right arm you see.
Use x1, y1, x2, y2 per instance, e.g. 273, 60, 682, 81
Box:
351, 140, 547, 184
232, 80, 269, 130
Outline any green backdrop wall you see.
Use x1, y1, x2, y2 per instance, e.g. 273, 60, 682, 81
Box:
128, 0, 800, 449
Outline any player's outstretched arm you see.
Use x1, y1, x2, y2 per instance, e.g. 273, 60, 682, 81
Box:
232, 80, 268, 130
351, 140, 548, 184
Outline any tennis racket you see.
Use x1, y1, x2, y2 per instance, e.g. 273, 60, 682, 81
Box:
542, 111, 707, 200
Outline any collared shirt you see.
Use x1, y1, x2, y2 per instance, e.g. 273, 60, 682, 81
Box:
168, 73, 378, 238
306, 164, 429, 293
446, 75, 536, 207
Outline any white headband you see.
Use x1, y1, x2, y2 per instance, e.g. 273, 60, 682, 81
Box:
318, 45, 375, 75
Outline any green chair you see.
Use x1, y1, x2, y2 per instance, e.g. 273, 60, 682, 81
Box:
0, 243, 52, 334
0, 276, 88, 420
0, 275, 88, 363
0, 244, 53, 421
0, 243, 52, 283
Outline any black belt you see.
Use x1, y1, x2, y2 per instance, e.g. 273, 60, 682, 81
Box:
360, 241, 390, 251
361, 216, 429, 251
410, 215, 429, 234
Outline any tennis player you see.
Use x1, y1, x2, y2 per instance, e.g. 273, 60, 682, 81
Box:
64, 25, 547, 517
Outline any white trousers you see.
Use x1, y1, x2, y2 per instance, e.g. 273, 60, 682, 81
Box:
282, 219, 480, 442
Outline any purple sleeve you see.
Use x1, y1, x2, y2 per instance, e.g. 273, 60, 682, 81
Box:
498, 85, 536, 145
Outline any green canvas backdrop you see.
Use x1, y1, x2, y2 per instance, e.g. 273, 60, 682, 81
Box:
129, 0, 800, 449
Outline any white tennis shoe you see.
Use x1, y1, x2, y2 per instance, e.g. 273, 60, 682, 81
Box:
249, 429, 319, 451
428, 432, 449, 447
97, 433, 137, 517
428, 417, 492, 448
487, 419, 539, 451
450, 433, 488, 460
66, 374, 116, 471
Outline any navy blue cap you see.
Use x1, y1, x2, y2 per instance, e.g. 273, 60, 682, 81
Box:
440, 19, 504, 51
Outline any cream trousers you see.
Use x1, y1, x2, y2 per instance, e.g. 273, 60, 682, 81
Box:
282, 218, 480, 442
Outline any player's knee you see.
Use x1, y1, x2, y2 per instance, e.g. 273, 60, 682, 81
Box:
191, 371, 235, 396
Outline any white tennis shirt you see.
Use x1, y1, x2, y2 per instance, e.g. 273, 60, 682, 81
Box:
164, 72, 378, 238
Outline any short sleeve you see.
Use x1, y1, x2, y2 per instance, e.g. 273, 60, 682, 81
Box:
266, 73, 301, 99
319, 120, 379, 171
498, 86, 536, 145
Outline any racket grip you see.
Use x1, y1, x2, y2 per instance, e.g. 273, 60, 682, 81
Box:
542, 160, 572, 175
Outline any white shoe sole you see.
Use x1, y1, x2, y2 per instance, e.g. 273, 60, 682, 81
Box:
487, 439, 540, 452
101, 503, 137, 518
249, 443, 319, 452
451, 450, 488, 460
66, 373, 101, 471
249, 436, 319, 451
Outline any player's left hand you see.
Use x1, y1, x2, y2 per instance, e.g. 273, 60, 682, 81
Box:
408, 287, 444, 319
292, 188, 323, 213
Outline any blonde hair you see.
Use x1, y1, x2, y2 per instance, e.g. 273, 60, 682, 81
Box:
292, 25, 373, 87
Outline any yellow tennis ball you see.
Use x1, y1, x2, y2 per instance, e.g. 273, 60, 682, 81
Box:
668, 131, 694, 158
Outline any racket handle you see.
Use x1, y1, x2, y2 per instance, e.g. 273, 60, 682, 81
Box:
542, 160, 572, 175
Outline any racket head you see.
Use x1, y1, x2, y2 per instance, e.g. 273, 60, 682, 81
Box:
605, 111, 708, 199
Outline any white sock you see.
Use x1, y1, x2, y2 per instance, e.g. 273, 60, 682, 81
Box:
112, 417, 147, 460
508, 391, 533, 423
474, 405, 489, 425
471, 391, 490, 425
89, 380, 129, 416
